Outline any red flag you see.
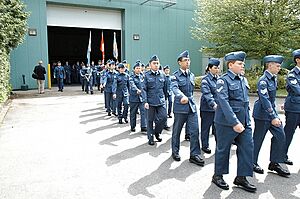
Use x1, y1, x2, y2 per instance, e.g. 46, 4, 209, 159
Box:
100, 31, 105, 63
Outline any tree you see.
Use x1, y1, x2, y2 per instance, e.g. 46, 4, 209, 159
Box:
191, 0, 300, 59
0, 0, 29, 103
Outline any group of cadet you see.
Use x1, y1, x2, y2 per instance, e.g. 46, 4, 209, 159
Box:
99, 49, 300, 193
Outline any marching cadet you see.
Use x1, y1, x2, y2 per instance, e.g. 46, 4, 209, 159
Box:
170, 50, 204, 166
96, 60, 103, 91
284, 49, 300, 165
144, 55, 167, 145
212, 51, 256, 192
113, 63, 130, 124
200, 58, 220, 154
54, 61, 66, 92
101, 61, 117, 116
163, 65, 173, 118
85, 64, 94, 95
129, 61, 147, 132
90, 61, 97, 87
252, 55, 290, 177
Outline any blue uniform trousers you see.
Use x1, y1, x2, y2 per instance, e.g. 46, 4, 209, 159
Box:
147, 105, 167, 141
200, 111, 215, 148
214, 123, 253, 176
104, 91, 116, 114
166, 95, 172, 115
284, 111, 300, 159
57, 77, 64, 91
130, 102, 146, 129
253, 119, 286, 164
117, 96, 129, 119
85, 78, 93, 93
172, 109, 201, 156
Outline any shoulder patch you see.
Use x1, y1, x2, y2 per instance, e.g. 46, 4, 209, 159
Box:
217, 79, 224, 85
216, 86, 223, 93
201, 79, 208, 84
260, 88, 268, 95
291, 79, 298, 85
259, 80, 267, 86
170, 76, 177, 81
288, 73, 295, 78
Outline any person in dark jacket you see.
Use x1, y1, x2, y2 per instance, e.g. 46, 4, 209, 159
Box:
33, 60, 46, 94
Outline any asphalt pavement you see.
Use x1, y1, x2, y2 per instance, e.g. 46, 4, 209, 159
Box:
0, 86, 299, 199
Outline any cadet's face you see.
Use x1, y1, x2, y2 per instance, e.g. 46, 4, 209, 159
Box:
178, 58, 190, 70
150, 61, 160, 71
110, 64, 115, 70
209, 66, 219, 75
296, 58, 300, 65
229, 61, 244, 74
134, 66, 141, 74
119, 67, 126, 73
164, 69, 170, 74
268, 62, 281, 75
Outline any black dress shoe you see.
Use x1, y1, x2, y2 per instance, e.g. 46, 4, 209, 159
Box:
172, 153, 181, 161
124, 118, 129, 123
118, 119, 123, 124
185, 135, 190, 141
155, 133, 162, 142
189, 155, 205, 166
284, 159, 293, 165
141, 127, 147, 132
253, 164, 264, 174
112, 112, 118, 116
268, 162, 290, 177
233, 176, 257, 192
131, 128, 136, 132
148, 140, 155, 145
212, 175, 229, 190
163, 126, 171, 131
201, 147, 211, 154
168, 114, 172, 118
108, 112, 111, 116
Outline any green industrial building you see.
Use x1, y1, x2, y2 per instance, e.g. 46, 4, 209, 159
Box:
10, 0, 206, 89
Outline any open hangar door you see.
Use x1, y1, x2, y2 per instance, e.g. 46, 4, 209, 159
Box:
47, 4, 122, 83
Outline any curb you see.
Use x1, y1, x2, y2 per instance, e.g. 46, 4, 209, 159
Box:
0, 99, 12, 125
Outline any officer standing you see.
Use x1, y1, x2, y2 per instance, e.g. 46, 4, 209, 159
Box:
284, 49, 300, 165
170, 50, 204, 166
252, 55, 290, 177
144, 55, 167, 145
54, 61, 66, 92
129, 61, 147, 132
85, 64, 94, 95
96, 60, 103, 91
163, 65, 173, 118
64, 61, 71, 84
200, 58, 220, 154
102, 61, 117, 116
91, 61, 97, 87
212, 51, 256, 192
113, 63, 130, 124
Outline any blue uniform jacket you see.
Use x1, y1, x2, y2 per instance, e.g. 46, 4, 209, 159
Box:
284, 66, 300, 113
129, 73, 146, 103
214, 70, 251, 127
171, 69, 197, 114
103, 70, 117, 93
143, 70, 167, 106
253, 71, 278, 121
54, 66, 65, 79
113, 72, 130, 96
200, 72, 218, 112
165, 75, 172, 96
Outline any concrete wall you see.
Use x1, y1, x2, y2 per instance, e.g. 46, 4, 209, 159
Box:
10, 0, 204, 89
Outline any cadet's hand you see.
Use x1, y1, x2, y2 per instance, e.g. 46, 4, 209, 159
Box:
180, 96, 189, 104
233, 123, 245, 133
113, 94, 116, 99
137, 89, 141, 95
144, 103, 149, 109
271, 118, 282, 127
213, 104, 217, 110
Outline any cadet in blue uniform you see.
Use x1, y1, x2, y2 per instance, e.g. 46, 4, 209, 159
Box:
212, 51, 256, 192
129, 61, 147, 132
144, 55, 167, 145
95, 60, 103, 91
284, 49, 300, 165
85, 64, 94, 95
54, 61, 66, 92
252, 55, 290, 177
163, 65, 173, 118
113, 63, 130, 124
171, 50, 204, 166
200, 58, 220, 154
102, 61, 117, 116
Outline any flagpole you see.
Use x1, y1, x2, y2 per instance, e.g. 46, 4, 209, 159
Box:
87, 30, 91, 65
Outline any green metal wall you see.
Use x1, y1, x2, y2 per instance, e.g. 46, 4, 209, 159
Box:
10, 0, 203, 89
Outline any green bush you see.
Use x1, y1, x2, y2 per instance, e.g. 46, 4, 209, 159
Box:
0, 0, 29, 103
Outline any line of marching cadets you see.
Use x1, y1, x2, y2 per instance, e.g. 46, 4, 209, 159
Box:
99, 49, 300, 193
